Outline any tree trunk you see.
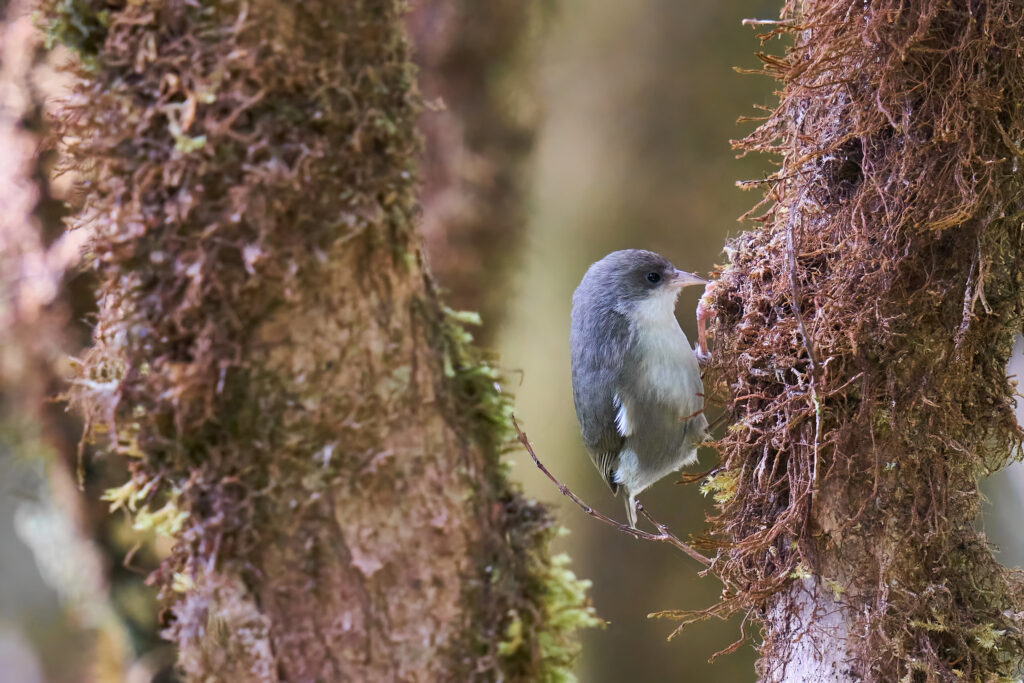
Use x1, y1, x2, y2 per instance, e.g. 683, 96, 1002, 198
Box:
45, 1, 593, 680
698, 0, 1024, 680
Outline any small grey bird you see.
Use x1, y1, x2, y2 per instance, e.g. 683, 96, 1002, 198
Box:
570, 249, 708, 528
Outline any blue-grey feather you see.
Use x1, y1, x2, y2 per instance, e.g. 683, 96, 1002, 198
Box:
570, 249, 707, 526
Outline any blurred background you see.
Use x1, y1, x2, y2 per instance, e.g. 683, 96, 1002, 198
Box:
499, 1, 773, 680
2, 0, 1022, 681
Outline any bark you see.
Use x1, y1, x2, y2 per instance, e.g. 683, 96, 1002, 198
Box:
693, 0, 1024, 680
45, 1, 593, 680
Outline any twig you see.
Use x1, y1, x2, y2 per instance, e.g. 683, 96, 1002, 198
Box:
676, 466, 721, 486
680, 407, 705, 421
706, 410, 731, 433
512, 416, 712, 567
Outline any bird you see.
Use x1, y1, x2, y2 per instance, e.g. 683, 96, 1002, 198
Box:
570, 249, 709, 528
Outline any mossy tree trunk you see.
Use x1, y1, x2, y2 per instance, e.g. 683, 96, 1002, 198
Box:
47, 1, 592, 680
696, 0, 1024, 680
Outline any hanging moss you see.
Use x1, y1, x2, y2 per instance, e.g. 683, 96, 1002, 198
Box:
691, 0, 1024, 679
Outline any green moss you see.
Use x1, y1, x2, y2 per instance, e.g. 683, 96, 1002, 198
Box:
788, 564, 812, 580
823, 577, 845, 600
700, 469, 739, 504
43, 0, 108, 59
531, 553, 601, 668
433, 303, 596, 679
173, 134, 207, 154
436, 303, 515, 449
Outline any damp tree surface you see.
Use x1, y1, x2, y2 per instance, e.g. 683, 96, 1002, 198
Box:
686, 0, 1024, 680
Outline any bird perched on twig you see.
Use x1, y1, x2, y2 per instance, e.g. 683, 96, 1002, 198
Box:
570, 249, 709, 528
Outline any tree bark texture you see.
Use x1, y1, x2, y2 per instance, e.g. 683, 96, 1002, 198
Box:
3, 4, 199, 676
696, 1, 1024, 680
46, 1, 593, 680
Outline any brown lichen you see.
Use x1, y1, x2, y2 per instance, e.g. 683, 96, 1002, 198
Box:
692, 0, 1024, 679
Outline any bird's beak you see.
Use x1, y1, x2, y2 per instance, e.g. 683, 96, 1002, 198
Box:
669, 269, 708, 289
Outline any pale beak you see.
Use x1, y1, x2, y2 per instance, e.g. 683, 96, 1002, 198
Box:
668, 269, 708, 289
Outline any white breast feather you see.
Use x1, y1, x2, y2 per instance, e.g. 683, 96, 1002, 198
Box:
630, 288, 702, 410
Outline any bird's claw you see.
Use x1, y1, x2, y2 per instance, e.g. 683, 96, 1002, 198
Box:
694, 343, 711, 366
695, 280, 716, 365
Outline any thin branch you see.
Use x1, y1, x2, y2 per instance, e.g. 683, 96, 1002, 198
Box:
511, 416, 712, 567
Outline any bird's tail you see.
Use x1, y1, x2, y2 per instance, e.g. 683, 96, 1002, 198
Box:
594, 451, 620, 494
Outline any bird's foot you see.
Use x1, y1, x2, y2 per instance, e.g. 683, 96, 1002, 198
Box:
694, 343, 711, 366
695, 281, 717, 365
625, 494, 639, 529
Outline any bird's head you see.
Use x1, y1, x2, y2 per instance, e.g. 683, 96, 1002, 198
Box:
577, 249, 707, 321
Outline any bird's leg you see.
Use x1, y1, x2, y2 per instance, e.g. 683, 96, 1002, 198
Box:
694, 280, 717, 365
694, 301, 711, 365
625, 493, 639, 529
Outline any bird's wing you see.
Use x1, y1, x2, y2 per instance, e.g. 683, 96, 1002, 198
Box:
571, 309, 632, 492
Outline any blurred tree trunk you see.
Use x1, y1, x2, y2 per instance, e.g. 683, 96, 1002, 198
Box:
45, 0, 592, 680
0, 4, 136, 681
408, 0, 540, 340
700, 0, 1024, 680
2, 0, 198, 673
9, 1, 548, 679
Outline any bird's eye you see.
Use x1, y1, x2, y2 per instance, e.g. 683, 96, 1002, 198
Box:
646, 272, 662, 284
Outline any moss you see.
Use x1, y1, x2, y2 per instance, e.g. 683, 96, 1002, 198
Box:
42, 0, 108, 61
695, 0, 1024, 678
434, 302, 515, 449
49, 0, 592, 678
700, 469, 739, 504
431, 301, 597, 679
